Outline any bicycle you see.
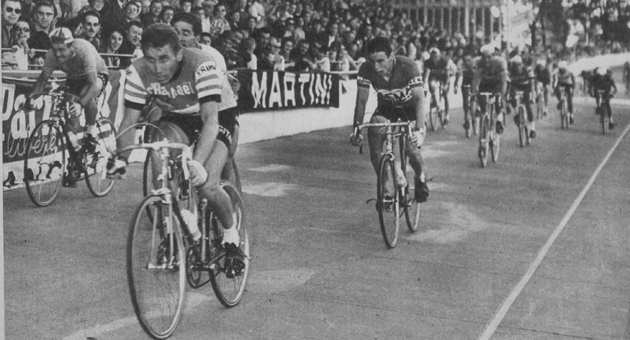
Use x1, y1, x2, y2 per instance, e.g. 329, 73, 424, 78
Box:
595, 89, 612, 135
461, 84, 476, 138
357, 121, 421, 248
535, 82, 546, 121
476, 92, 502, 167
427, 79, 445, 131
120, 139, 249, 339
23, 88, 116, 207
512, 91, 531, 147
558, 85, 570, 130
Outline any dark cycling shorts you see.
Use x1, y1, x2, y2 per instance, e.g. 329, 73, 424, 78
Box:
478, 80, 502, 94
158, 109, 239, 149
66, 72, 109, 97
374, 105, 416, 122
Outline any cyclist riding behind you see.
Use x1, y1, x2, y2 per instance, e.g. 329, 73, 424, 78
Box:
454, 50, 475, 131
171, 13, 241, 184
507, 54, 537, 138
591, 66, 617, 130
28, 27, 109, 187
534, 57, 551, 117
349, 37, 429, 203
471, 44, 508, 134
423, 47, 452, 125
552, 61, 576, 124
107, 24, 245, 269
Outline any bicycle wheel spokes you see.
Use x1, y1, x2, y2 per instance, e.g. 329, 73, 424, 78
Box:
210, 182, 250, 307
85, 119, 116, 197
377, 156, 400, 248
404, 191, 420, 233
128, 196, 186, 339
24, 121, 66, 207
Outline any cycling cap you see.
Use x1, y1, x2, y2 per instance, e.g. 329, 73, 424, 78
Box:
49, 27, 74, 45
480, 44, 494, 55
510, 55, 523, 64
429, 47, 440, 55
597, 67, 607, 75
558, 61, 568, 69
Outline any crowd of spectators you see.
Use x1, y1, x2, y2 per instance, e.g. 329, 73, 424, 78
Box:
2, 0, 500, 72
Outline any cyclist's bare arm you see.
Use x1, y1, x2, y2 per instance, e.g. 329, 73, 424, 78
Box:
31, 67, 54, 97
193, 100, 220, 165
353, 85, 370, 132
410, 85, 425, 128
78, 72, 102, 106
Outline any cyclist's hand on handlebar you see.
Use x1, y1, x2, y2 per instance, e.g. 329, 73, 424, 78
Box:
154, 97, 177, 112
410, 129, 426, 147
349, 132, 363, 146
106, 155, 128, 179
188, 159, 208, 187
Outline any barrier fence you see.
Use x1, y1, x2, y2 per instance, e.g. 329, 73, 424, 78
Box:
2, 68, 343, 190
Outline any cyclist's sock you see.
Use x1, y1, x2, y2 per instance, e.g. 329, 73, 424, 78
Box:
222, 213, 240, 245
86, 124, 98, 136
396, 166, 407, 188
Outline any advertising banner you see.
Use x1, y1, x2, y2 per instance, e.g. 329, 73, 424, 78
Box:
2, 70, 123, 190
237, 70, 340, 112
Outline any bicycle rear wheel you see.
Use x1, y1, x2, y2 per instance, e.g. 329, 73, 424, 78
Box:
438, 95, 445, 129
85, 118, 117, 197
24, 120, 66, 207
478, 115, 489, 168
210, 181, 250, 307
127, 195, 186, 340
518, 106, 527, 147
376, 155, 400, 248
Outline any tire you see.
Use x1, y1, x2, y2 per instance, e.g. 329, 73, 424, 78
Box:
376, 155, 400, 248
518, 106, 526, 147
479, 115, 489, 168
438, 94, 445, 129
24, 120, 66, 207
210, 181, 250, 307
490, 131, 500, 163
428, 107, 437, 131
85, 118, 116, 197
127, 195, 186, 340
601, 105, 609, 135
560, 98, 569, 130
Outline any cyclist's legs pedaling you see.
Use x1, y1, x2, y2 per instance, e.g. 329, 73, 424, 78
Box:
462, 84, 472, 127
66, 73, 109, 152
478, 80, 504, 132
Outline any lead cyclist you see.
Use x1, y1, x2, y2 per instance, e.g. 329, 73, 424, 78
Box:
349, 37, 430, 203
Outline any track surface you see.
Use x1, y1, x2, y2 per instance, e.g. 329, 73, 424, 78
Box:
5, 96, 630, 340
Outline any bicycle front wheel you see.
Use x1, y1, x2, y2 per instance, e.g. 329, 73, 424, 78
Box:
601, 105, 609, 135
376, 155, 400, 248
478, 116, 489, 168
128, 195, 186, 340
85, 118, 117, 197
560, 98, 569, 130
24, 120, 66, 207
210, 181, 250, 307
518, 107, 527, 147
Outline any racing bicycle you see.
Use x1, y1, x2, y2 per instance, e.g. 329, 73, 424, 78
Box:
23, 87, 116, 207
357, 121, 421, 248
595, 89, 612, 135
477, 92, 502, 167
462, 84, 476, 138
428, 80, 446, 131
512, 91, 532, 147
120, 139, 249, 339
558, 85, 571, 130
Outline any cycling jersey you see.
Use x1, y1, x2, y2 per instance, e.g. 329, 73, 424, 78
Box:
124, 47, 222, 114
456, 60, 474, 86
509, 64, 534, 86
42, 39, 108, 80
473, 56, 507, 84
357, 55, 423, 109
424, 57, 449, 83
592, 74, 615, 93
534, 64, 551, 84
554, 70, 575, 87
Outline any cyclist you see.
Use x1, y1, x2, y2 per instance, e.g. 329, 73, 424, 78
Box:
171, 13, 240, 184
471, 44, 508, 134
534, 58, 551, 117
28, 27, 109, 187
552, 61, 576, 124
423, 47, 452, 125
454, 50, 475, 132
591, 66, 617, 129
507, 54, 537, 138
349, 37, 429, 203
107, 24, 245, 272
